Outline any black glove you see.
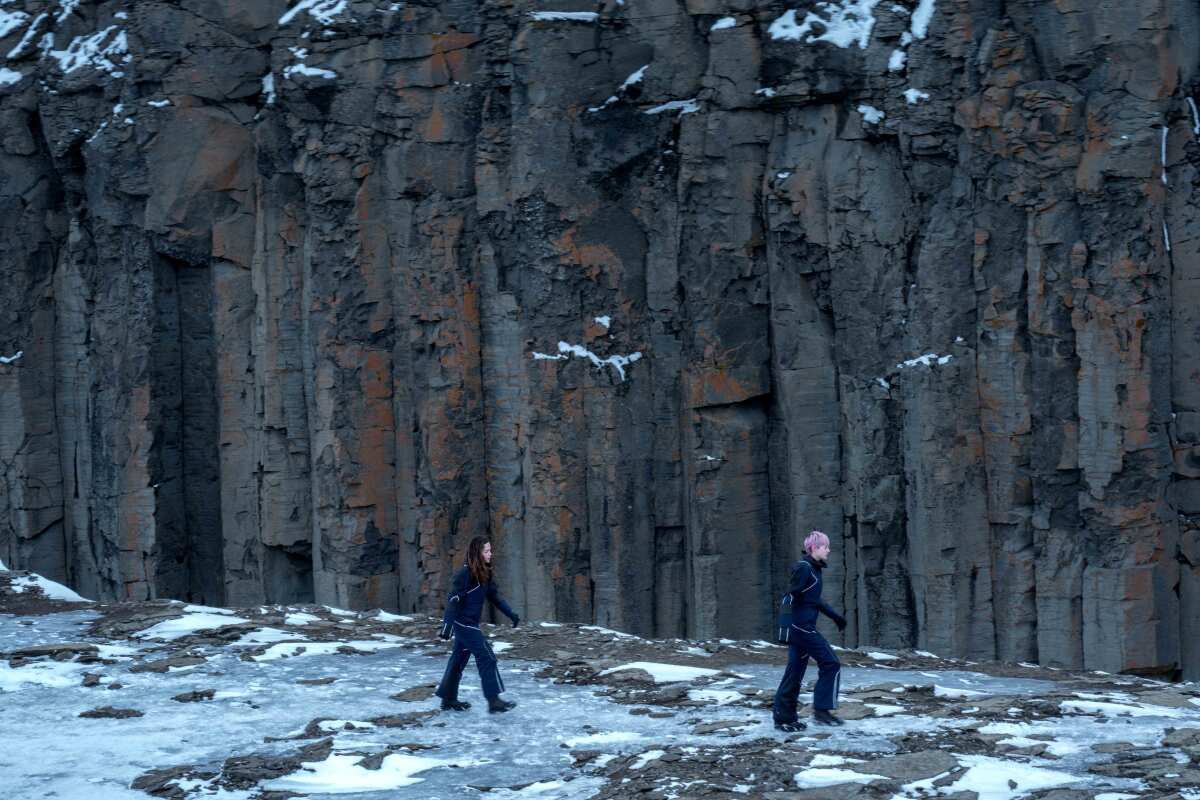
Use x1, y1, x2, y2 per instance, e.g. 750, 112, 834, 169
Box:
438, 622, 452, 640
511, 614, 520, 628
833, 613, 847, 632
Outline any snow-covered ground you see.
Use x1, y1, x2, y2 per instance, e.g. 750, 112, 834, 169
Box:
1, 588, 1198, 799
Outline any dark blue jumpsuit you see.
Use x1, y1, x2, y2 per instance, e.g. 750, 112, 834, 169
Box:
435, 566, 518, 702
773, 555, 845, 723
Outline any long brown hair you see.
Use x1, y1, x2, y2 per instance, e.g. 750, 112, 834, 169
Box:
466, 536, 492, 586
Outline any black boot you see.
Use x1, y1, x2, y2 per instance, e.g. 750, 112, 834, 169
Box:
774, 720, 807, 732
813, 709, 844, 726
440, 698, 471, 711
488, 696, 516, 713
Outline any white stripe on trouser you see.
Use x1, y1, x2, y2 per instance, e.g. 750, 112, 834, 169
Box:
832, 665, 840, 709
485, 638, 505, 694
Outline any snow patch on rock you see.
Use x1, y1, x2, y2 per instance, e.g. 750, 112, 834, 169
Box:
7, 574, 90, 602
264, 752, 459, 792
599, 661, 720, 683
897, 352, 952, 369
768, 1, 881, 49
279, 0, 348, 26
644, 98, 700, 116
857, 104, 884, 124
262, 72, 277, 104
794, 767, 886, 788
529, 11, 599, 22
588, 65, 648, 112
6, 12, 47, 60
936, 755, 1081, 800
45, 26, 129, 76
531, 341, 643, 381
135, 611, 252, 641
0, 9, 29, 40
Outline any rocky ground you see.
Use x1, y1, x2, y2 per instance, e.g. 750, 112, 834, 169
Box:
3, 568, 1200, 799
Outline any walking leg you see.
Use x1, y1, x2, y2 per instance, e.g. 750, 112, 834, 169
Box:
435, 636, 472, 706
772, 638, 809, 726
805, 631, 843, 724
459, 627, 513, 711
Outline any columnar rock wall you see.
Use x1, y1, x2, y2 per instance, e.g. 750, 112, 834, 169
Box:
1, 0, 1197, 678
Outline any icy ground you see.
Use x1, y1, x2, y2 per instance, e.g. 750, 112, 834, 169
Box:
1, 583, 1199, 799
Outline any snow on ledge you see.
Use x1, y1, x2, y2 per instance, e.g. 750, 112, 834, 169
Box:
644, 98, 700, 116
46, 26, 130, 76
0, 9, 29, 40
0, 350, 22, 364
262, 72, 277, 104
0, 67, 24, 86
768, 1, 881, 49
181, 603, 236, 615
857, 104, 884, 124
909, 0, 937, 39
531, 341, 643, 381
7, 574, 90, 602
529, 11, 599, 22
280, 0, 348, 26
588, 65, 648, 113
284, 63, 337, 80
903, 87, 930, 104
598, 661, 720, 683
711, 17, 737, 31
896, 352, 952, 369
6, 12, 47, 60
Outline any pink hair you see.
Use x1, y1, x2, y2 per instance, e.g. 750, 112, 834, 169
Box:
804, 530, 829, 553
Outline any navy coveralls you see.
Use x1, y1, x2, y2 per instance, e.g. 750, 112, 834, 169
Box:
435, 566, 518, 702
773, 555, 845, 723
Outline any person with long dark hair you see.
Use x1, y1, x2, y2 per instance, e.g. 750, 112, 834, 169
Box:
773, 530, 847, 730
435, 536, 521, 713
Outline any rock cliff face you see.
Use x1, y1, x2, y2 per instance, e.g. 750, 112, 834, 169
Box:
1, 0, 1198, 678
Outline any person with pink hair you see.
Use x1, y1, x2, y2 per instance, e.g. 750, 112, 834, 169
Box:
772, 529, 847, 730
